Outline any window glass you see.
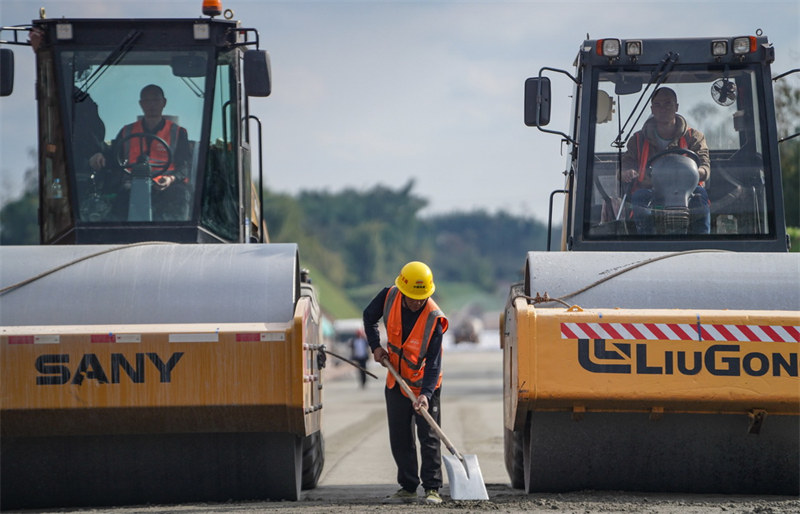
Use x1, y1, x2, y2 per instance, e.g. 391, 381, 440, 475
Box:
40, 50, 72, 241
586, 67, 772, 239
200, 56, 240, 241
59, 49, 207, 223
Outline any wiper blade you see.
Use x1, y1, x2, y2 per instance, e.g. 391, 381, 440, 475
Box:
180, 76, 204, 98
74, 29, 142, 102
612, 51, 679, 148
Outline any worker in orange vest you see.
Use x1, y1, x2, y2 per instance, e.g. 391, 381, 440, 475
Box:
621, 87, 711, 234
89, 84, 191, 221
364, 261, 448, 505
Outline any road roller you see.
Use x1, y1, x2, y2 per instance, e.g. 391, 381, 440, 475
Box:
502, 35, 800, 494
0, 2, 325, 509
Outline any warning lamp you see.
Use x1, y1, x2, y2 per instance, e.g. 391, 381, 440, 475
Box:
202, 0, 223, 17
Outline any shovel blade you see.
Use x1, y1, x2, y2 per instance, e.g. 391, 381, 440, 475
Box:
443, 454, 489, 500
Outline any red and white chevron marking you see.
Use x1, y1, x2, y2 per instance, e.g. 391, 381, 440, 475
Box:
560, 322, 800, 343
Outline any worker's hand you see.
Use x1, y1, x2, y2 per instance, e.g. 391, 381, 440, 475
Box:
153, 175, 175, 190
413, 394, 429, 413
373, 347, 389, 365
621, 168, 638, 183
89, 152, 106, 171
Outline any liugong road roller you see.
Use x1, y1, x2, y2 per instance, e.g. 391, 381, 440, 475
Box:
0, 2, 325, 509
502, 35, 799, 495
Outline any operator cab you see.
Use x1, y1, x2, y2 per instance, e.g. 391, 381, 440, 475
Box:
1, 12, 271, 244
527, 35, 795, 252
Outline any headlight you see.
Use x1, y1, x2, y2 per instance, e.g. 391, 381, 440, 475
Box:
711, 40, 728, 56
625, 40, 643, 57
56, 23, 73, 40
597, 39, 620, 57
733, 36, 756, 54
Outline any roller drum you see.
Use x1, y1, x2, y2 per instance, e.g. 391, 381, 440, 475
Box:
525, 251, 800, 310
0, 243, 300, 326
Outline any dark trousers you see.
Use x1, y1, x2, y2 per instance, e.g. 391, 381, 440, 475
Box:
384, 384, 442, 491
355, 357, 368, 387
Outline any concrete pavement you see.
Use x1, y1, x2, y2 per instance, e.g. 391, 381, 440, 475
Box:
314, 342, 506, 501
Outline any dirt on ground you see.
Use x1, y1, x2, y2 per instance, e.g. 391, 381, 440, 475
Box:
36, 486, 799, 514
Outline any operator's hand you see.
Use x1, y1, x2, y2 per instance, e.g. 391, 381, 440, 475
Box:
621, 168, 638, 183
89, 152, 106, 171
413, 394, 429, 413
373, 347, 389, 365
153, 175, 175, 190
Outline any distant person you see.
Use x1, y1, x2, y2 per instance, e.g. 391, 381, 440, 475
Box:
89, 84, 191, 220
621, 87, 711, 234
363, 261, 448, 505
350, 328, 370, 388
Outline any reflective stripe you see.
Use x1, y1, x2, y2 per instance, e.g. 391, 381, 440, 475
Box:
383, 286, 400, 326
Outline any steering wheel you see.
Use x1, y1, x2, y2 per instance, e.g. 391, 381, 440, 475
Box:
115, 132, 173, 173
646, 147, 701, 169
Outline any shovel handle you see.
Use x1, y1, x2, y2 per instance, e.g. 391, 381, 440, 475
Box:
382, 357, 463, 461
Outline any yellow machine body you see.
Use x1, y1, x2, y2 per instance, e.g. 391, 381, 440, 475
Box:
0, 244, 326, 508
505, 304, 799, 427
2, 304, 321, 437
501, 251, 800, 495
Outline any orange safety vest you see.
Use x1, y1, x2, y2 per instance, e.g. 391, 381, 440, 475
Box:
382, 286, 448, 397
121, 119, 180, 174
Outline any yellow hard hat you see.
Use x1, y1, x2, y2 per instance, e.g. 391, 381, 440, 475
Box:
395, 261, 435, 300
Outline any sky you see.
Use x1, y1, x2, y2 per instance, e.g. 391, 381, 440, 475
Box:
1, 0, 798, 222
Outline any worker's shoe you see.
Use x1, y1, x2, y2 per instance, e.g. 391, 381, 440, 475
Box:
424, 489, 443, 505
383, 488, 418, 504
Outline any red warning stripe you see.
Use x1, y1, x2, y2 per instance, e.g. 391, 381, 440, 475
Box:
562, 322, 800, 343
8, 335, 34, 345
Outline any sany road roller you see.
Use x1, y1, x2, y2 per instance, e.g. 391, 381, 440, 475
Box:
0, 3, 325, 509
503, 35, 799, 495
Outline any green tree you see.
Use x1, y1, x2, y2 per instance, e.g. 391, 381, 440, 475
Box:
422, 210, 548, 288
294, 180, 428, 288
0, 155, 39, 245
262, 189, 348, 286
263, 181, 551, 299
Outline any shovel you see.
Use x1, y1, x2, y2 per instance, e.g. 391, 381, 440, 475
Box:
382, 357, 489, 500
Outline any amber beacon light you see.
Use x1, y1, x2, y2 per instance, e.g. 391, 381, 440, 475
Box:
202, 0, 223, 17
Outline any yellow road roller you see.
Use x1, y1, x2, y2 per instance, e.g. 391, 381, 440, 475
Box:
503, 35, 800, 495
0, 3, 325, 509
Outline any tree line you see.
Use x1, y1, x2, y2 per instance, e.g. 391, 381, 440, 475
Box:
262, 180, 548, 313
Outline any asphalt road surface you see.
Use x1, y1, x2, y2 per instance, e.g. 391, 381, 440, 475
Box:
15, 338, 800, 513
316, 337, 507, 498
